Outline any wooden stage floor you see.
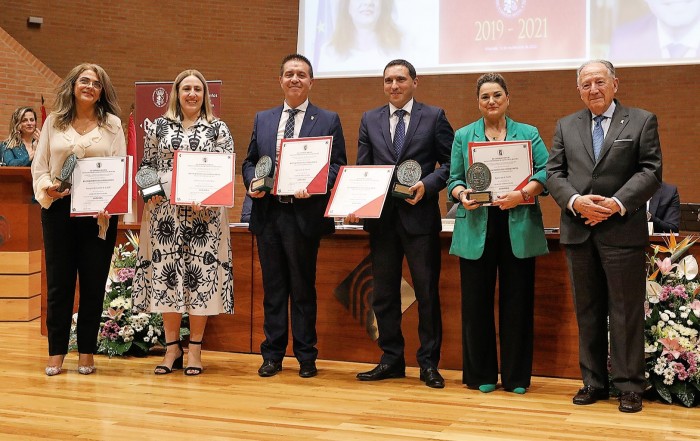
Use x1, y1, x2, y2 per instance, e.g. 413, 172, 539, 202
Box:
1, 321, 697, 441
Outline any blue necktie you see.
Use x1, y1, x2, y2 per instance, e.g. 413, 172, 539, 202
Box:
592, 115, 605, 161
393, 109, 406, 158
284, 108, 300, 139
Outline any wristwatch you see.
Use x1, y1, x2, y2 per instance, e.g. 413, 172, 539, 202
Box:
519, 188, 532, 202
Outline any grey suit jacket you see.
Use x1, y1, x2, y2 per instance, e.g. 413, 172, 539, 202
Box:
546, 100, 662, 247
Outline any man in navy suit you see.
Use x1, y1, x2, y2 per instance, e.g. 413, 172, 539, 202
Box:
350, 59, 453, 388
649, 181, 681, 233
547, 60, 662, 413
242, 53, 347, 378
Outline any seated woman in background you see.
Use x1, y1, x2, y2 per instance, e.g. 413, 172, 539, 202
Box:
1, 107, 40, 166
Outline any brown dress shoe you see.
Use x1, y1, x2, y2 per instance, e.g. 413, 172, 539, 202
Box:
618, 391, 643, 413
573, 385, 609, 405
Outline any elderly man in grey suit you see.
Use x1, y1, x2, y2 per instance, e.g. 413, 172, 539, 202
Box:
547, 60, 662, 413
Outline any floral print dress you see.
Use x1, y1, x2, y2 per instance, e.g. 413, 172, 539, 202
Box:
132, 117, 234, 315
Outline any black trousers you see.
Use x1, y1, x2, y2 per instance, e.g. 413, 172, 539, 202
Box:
256, 201, 320, 363
565, 235, 646, 393
42, 197, 118, 355
369, 216, 442, 369
459, 208, 535, 389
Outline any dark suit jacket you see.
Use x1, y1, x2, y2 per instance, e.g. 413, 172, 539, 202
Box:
242, 102, 347, 238
650, 182, 680, 233
357, 100, 453, 235
547, 100, 662, 246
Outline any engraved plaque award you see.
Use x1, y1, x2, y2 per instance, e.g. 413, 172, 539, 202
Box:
466, 162, 492, 204
56, 153, 77, 192
391, 159, 421, 199
250, 155, 273, 193
135, 165, 165, 202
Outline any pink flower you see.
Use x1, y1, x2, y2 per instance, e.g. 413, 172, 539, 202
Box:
673, 362, 689, 381
690, 299, 700, 318
117, 268, 135, 282
660, 285, 672, 302
659, 337, 682, 360
656, 257, 675, 275
672, 285, 689, 300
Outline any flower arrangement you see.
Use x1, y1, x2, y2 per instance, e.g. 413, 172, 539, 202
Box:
645, 234, 700, 407
69, 231, 189, 357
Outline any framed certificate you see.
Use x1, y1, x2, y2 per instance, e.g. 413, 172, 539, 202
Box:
171, 151, 235, 207
70, 156, 132, 216
274, 136, 332, 195
467, 140, 534, 205
325, 165, 395, 218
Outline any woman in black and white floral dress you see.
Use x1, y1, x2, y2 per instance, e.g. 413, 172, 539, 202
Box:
132, 69, 233, 376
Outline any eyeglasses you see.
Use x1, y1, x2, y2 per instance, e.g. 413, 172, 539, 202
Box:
77, 77, 103, 90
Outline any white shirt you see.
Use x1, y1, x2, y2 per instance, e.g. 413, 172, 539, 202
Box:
657, 18, 700, 58
276, 99, 309, 157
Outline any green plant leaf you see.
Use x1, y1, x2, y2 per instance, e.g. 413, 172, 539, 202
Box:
653, 378, 673, 404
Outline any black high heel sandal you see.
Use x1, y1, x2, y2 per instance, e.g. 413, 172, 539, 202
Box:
154, 341, 183, 375
184, 340, 203, 376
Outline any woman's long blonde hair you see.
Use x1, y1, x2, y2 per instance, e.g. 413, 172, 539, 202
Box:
52, 63, 121, 131
163, 69, 215, 123
4, 107, 37, 149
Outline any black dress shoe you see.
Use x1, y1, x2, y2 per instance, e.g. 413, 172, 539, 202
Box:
356, 362, 406, 381
618, 391, 643, 413
299, 360, 317, 378
258, 359, 282, 377
419, 367, 445, 389
573, 385, 609, 405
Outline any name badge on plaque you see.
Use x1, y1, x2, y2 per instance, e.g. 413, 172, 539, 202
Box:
56, 153, 77, 192
250, 155, 273, 193
466, 162, 492, 204
392, 159, 421, 199
135, 165, 165, 202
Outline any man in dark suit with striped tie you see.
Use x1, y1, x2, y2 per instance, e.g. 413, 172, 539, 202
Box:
547, 60, 662, 413
242, 54, 347, 379
350, 59, 453, 388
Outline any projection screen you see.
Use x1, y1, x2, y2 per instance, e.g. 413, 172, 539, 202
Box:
298, 0, 700, 78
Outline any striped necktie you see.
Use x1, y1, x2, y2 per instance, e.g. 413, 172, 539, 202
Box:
592, 115, 605, 161
284, 108, 300, 139
393, 109, 406, 158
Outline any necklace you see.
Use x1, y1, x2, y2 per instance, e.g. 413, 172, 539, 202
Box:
485, 127, 506, 141
73, 118, 97, 135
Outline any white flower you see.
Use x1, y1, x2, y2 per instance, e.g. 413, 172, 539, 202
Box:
677, 255, 698, 280
647, 281, 662, 303
681, 312, 689, 319
689, 320, 694, 326
660, 312, 670, 322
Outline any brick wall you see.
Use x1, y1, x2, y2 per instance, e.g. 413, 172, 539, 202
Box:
1, 1, 698, 226
0, 26, 60, 141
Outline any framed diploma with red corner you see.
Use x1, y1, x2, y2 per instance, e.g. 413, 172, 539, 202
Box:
467, 140, 534, 206
325, 165, 395, 218
274, 136, 332, 195
171, 151, 235, 207
70, 156, 133, 216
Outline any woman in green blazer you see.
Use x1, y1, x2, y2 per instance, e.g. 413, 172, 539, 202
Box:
447, 73, 549, 394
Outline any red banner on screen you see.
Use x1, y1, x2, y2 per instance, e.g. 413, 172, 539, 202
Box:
440, 0, 587, 64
